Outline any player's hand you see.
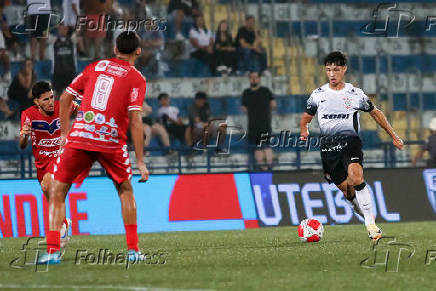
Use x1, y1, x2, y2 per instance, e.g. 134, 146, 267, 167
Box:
20, 122, 31, 137
137, 162, 149, 183
300, 129, 309, 141
59, 134, 67, 148
393, 135, 404, 150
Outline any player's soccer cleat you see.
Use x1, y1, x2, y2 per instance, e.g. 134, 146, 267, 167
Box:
127, 250, 145, 262
36, 251, 62, 265
60, 218, 71, 249
367, 223, 382, 241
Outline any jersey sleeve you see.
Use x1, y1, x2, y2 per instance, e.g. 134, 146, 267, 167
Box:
65, 65, 90, 100
305, 94, 318, 115
128, 75, 146, 111
357, 89, 375, 112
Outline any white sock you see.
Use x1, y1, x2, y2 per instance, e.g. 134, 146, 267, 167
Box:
354, 182, 375, 227
348, 195, 363, 218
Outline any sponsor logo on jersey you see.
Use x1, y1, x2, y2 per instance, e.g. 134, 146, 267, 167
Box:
84, 111, 95, 123
321, 114, 350, 119
38, 149, 60, 157
76, 111, 84, 121
32, 119, 61, 135
95, 113, 106, 124
38, 137, 61, 147
95, 60, 110, 72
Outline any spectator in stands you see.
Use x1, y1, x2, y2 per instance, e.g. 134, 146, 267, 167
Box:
136, 21, 166, 77
0, 97, 14, 120
188, 91, 226, 152
0, 30, 10, 82
412, 117, 436, 167
26, 0, 51, 60
7, 58, 36, 114
189, 14, 215, 74
83, 0, 113, 59
52, 23, 76, 95
235, 15, 267, 75
158, 93, 191, 145
214, 20, 236, 75
241, 71, 276, 170
142, 101, 171, 154
0, 5, 11, 81
167, 0, 199, 18
2, 2, 24, 61
164, 9, 191, 60
62, 0, 79, 36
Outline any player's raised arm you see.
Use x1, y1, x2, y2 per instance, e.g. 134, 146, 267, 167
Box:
19, 114, 31, 149
129, 110, 149, 182
369, 107, 404, 150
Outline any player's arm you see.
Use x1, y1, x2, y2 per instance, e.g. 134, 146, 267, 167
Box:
299, 112, 313, 141
300, 94, 317, 140
369, 108, 404, 150
19, 113, 31, 149
59, 91, 75, 145
19, 123, 31, 149
129, 110, 149, 182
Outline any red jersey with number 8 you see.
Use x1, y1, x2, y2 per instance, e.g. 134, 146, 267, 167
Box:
65, 58, 146, 152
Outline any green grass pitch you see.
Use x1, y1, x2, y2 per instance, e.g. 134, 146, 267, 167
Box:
0, 221, 435, 290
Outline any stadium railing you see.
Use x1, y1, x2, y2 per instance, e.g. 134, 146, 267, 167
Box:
0, 140, 425, 178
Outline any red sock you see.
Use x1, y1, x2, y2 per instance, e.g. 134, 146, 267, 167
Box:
63, 217, 68, 225
124, 224, 139, 251
46, 230, 60, 253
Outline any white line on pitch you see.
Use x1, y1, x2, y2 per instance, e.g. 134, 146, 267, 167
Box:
0, 284, 213, 291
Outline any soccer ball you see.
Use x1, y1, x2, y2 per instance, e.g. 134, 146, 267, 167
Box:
298, 218, 324, 242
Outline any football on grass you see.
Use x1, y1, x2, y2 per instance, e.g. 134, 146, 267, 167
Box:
298, 218, 324, 242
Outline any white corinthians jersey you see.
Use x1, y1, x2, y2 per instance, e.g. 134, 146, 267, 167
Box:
305, 83, 374, 136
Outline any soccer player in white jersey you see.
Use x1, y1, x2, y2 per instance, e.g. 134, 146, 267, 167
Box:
299, 51, 404, 241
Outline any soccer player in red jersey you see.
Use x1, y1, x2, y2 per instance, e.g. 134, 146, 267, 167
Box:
37, 31, 149, 264
19, 81, 82, 249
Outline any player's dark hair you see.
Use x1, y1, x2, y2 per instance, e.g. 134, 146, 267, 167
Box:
116, 31, 140, 54
195, 91, 207, 100
32, 81, 52, 99
158, 93, 169, 101
246, 15, 255, 21
324, 51, 347, 66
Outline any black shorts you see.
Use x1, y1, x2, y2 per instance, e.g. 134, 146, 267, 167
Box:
28, 14, 50, 38
142, 117, 153, 126
320, 136, 363, 185
248, 127, 271, 148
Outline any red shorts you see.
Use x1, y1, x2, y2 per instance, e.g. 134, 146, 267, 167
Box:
54, 145, 132, 185
36, 162, 54, 183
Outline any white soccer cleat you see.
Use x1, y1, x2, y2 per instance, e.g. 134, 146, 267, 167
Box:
60, 218, 71, 249
367, 223, 382, 241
